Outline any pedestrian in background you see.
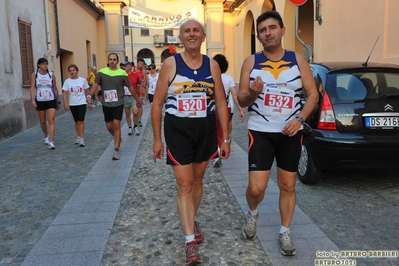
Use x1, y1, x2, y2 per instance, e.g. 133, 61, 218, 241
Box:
87, 53, 141, 160
30, 57, 60, 150
87, 66, 101, 107
147, 64, 159, 104
133, 58, 147, 127
152, 19, 230, 265
238, 11, 318, 256
212, 54, 245, 168
62, 64, 90, 147
123, 61, 140, 136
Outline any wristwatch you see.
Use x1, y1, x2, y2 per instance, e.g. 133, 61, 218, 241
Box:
295, 116, 304, 124
222, 139, 231, 144
57, 101, 61, 104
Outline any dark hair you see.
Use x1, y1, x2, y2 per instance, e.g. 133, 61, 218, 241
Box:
137, 58, 145, 63
36, 58, 48, 68
108, 53, 119, 60
256, 11, 284, 34
213, 54, 229, 73
68, 64, 79, 72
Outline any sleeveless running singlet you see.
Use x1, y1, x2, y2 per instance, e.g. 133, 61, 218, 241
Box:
165, 53, 216, 118
35, 72, 56, 101
248, 50, 303, 132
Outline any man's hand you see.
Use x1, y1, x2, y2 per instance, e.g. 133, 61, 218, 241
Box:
250, 76, 264, 96
219, 142, 231, 159
153, 140, 164, 162
282, 118, 302, 137
136, 97, 142, 108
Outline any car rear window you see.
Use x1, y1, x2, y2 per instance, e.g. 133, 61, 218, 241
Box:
326, 72, 399, 103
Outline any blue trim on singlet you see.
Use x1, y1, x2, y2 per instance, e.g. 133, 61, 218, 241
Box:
165, 53, 216, 116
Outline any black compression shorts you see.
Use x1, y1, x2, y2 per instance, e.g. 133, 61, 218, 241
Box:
248, 129, 303, 172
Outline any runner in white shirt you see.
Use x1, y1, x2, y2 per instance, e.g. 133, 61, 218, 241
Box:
147, 64, 159, 104
212, 54, 245, 167
62, 64, 90, 146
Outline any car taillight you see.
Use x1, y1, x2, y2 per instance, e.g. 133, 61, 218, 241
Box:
317, 92, 337, 130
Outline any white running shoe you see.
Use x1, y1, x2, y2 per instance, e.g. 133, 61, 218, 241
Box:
44, 136, 50, 145
134, 127, 140, 136
48, 141, 56, 150
79, 138, 85, 147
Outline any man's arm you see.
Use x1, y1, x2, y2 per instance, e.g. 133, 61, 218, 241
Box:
211, 58, 231, 159
127, 85, 142, 107
281, 53, 319, 137
230, 85, 245, 121
143, 71, 148, 99
151, 57, 174, 162
295, 53, 319, 120
237, 55, 264, 107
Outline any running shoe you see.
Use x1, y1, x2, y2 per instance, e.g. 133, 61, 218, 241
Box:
194, 221, 204, 244
242, 211, 258, 239
112, 150, 120, 160
75, 136, 80, 144
185, 240, 200, 265
128, 128, 133, 135
138, 120, 143, 127
48, 141, 56, 150
134, 127, 140, 136
279, 231, 296, 256
213, 157, 222, 168
44, 136, 50, 145
79, 138, 85, 147
97, 102, 102, 106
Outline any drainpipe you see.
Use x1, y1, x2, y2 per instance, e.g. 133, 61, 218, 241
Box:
54, 0, 63, 81
295, 7, 313, 63
43, 0, 51, 56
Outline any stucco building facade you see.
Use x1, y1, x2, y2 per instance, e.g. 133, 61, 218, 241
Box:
1, 0, 399, 141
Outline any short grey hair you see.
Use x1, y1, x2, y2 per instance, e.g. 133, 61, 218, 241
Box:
179, 19, 205, 38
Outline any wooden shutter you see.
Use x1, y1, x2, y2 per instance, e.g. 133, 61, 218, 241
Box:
18, 19, 34, 85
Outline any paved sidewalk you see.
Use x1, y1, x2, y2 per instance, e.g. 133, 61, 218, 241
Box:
1, 103, 341, 266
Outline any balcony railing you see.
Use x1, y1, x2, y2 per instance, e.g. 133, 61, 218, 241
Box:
153, 35, 183, 47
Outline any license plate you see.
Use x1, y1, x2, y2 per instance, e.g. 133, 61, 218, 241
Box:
365, 117, 399, 128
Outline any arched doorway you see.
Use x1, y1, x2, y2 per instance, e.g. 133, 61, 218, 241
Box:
136, 48, 154, 65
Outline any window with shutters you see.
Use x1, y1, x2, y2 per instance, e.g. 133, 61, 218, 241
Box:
124, 15, 129, 36
141, 28, 149, 36
164, 29, 173, 43
18, 19, 34, 85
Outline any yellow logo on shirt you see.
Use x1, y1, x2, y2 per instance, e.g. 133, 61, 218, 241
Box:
260, 60, 291, 80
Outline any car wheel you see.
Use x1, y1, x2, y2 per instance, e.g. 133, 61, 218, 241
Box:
297, 138, 322, 184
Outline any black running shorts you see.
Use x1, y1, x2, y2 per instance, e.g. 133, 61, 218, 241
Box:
248, 129, 303, 172
103, 104, 124, 123
164, 113, 218, 165
70, 104, 87, 122
36, 100, 57, 111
